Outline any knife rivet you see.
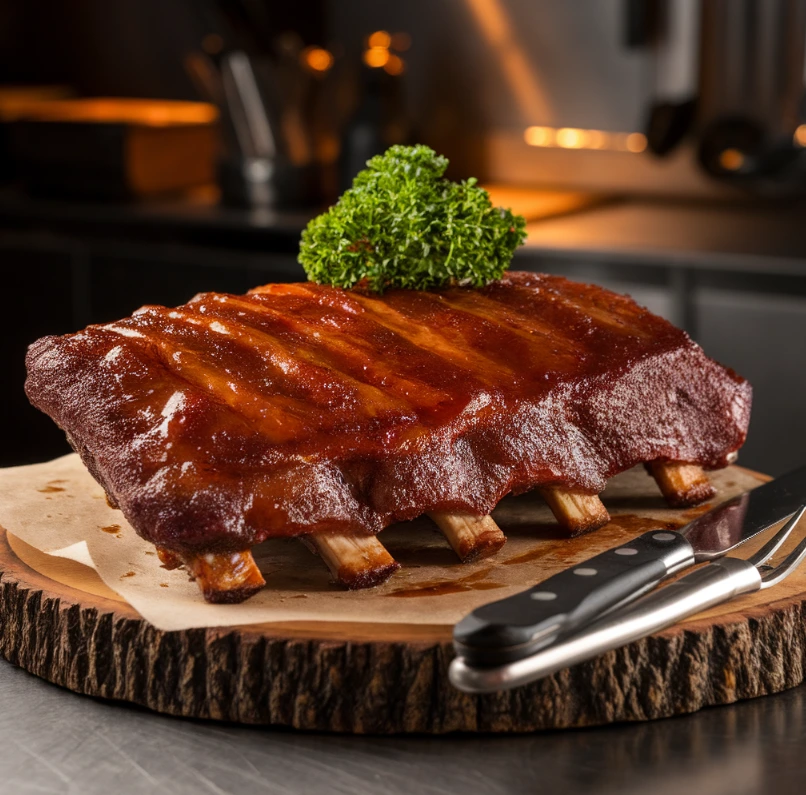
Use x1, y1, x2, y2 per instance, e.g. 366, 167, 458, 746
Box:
531, 591, 557, 601
615, 548, 639, 556
573, 568, 598, 576
653, 532, 676, 542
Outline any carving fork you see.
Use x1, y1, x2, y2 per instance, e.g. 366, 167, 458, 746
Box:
450, 505, 806, 693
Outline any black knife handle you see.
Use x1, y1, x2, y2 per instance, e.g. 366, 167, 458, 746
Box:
453, 530, 696, 665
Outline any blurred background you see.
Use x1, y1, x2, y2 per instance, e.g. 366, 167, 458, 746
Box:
1, 0, 805, 476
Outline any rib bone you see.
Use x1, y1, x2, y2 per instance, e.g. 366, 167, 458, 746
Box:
649, 461, 715, 508
302, 533, 400, 589
157, 546, 266, 603
427, 511, 506, 562
539, 487, 610, 536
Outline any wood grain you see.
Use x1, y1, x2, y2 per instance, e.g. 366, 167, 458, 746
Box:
1, 465, 806, 734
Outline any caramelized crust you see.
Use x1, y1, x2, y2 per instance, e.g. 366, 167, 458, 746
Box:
25, 273, 751, 571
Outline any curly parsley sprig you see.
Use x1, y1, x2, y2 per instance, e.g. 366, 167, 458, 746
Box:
298, 145, 527, 292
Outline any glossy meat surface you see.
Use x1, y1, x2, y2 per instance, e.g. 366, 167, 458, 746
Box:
25, 272, 751, 554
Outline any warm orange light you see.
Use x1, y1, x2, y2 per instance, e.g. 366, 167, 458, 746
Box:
0, 86, 74, 121
587, 130, 608, 149
391, 32, 412, 51
317, 134, 340, 164
718, 148, 745, 171
464, 0, 549, 120
384, 54, 405, 76
556, 128, 587, 149
625, 132, 647, 153
523, 126, 647, 153
202, 33, 224, 55
363, 46, 390, 68
301, 46, 334, 72
524, 126, 554, 146
794, 125, 806, 147
368, 30, 392, 49
14, 98, 218, 126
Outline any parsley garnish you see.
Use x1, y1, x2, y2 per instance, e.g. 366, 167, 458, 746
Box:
299, 144, 527, 292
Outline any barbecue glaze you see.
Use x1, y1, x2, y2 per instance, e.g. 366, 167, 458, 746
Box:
25, 272, 751, 575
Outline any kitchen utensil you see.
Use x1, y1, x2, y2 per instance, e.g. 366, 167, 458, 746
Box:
450, 505, 806, 693
454, 464, 806, 666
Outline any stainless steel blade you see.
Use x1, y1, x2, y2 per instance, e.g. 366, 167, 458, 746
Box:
682, 463, 806, 560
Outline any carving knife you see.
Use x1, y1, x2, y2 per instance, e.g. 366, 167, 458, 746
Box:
450, 504, 806, 694
452, 464, 806, 668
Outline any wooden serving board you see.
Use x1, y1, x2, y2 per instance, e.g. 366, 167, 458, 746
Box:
1, 464, 805, 734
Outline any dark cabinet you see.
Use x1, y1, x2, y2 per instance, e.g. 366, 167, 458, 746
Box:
3, 246, 76, 465
695, 288, 806, 476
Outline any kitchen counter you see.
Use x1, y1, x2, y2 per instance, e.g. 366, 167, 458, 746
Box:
6, 187, 806, 276
524, 197, 806, 277
1, 655, 805, 794
0, 187, 313, 253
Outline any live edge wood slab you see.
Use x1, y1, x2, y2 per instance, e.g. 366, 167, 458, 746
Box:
0, 464, 805, 734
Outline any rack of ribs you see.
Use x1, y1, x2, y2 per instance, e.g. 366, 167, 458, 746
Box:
25, 272, 751, 603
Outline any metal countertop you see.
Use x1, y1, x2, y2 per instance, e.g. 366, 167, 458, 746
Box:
2, 656, 805, 795
5, 188, 806, 278
523, 199, 806, 277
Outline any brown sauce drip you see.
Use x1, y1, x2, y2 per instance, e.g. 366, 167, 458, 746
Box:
38, 485, 65, 493
610, 514, 686, 533
503, 546, 554, 566
101, 524, 121, 534
121, 571, 135, 578
503, 514, 686, 567
388, 581, 503, 598
387, 567, 504, 597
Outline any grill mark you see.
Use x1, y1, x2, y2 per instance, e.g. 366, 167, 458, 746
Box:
351, 288, 591, 391
536, 281, 658, 337
245, 284, 515, 394
199, 295, 455, 413
107, 321, 314, 443
420, 291, 587, 380
345, 291, 522, 388
96, 275, 707, 457
151, 307, 416, 419
248, 282, 318, 300
435, 288, 582, 356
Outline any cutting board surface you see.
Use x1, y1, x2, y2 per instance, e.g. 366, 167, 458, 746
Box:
1, 462, 805, 734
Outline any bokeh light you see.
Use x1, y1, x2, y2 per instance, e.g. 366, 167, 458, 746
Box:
301, 46, 334, 73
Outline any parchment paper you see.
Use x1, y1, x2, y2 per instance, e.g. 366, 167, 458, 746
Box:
0, 454, 759, 631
